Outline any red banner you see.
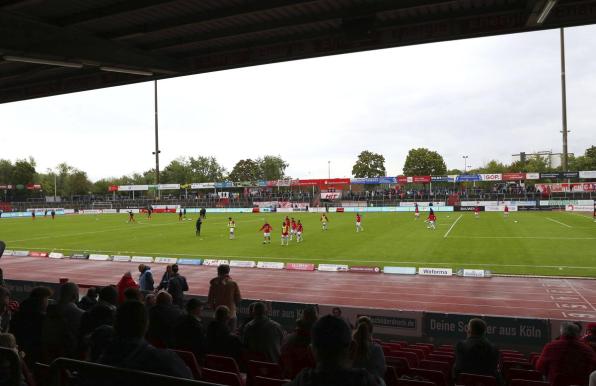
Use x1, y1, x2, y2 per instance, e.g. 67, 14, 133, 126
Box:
502, 173, 526, 181
26, 183, 42, 190
286, 263, 316, 271
296, 178, 350, 187
108, 185, 118, 192
397, 176, 408, 184
413, 176, 431, 183
28, 251, 48, 257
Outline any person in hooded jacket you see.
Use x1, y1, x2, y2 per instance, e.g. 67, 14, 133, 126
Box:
116, 272, 138, 304
207, 264, 241, 331
286, 315, 383, 386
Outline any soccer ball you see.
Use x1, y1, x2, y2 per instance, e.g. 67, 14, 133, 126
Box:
514, 220, 518, 223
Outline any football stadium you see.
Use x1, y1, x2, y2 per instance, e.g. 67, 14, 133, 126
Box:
1, 1, 596, 386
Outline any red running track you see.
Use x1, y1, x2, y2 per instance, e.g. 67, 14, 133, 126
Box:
2, 255, 596, 321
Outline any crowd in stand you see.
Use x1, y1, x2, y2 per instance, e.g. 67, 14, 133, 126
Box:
1, 264, 596, 386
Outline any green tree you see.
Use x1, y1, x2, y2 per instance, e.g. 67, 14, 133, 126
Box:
477, 160, 507, 174
351, 151, 386, 178
258, 155, 288, 180
188, 156, 226, 182
12, 158, 37, 185
402, 148, 447, 176
65, 170, 92, 196
229, 159, 262, 182
0, 160, 13, 183
569, 145, 596, 171
161, 158, 192, 183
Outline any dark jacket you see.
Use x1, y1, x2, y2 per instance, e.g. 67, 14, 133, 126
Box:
139, 269, 154, 292
286, 367, 383, 386
98, 337, 192, 380
206, 320, 243, 363
453, 336, 501, 382
147, 304, 181, 347
167, 274, 188, 308
242, 316, 285, 363
281, 327, 316, 379
174, 314, 207, 363
536, 336, 596, 384
352, 343, 386, 380
10, 298, 45, 365
78, 295, 98, 311
156, 271, 171, 291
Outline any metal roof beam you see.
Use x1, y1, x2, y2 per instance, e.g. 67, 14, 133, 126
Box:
0, 11, 185, 74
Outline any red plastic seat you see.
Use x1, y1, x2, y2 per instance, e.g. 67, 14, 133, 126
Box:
202, 367, 244, 386
397, 379, 435, 386
169, 349, 202, 380
510, 380, 549, 386
507, 369, 543, 382
390, 350, 419, 368
419, 360, 450, 377
411, 344, 434, 356
437, 345, 454, 352
410, 368, 448, 386
254, 376, 289, 386
205, 354, 241, 374
385, 356, 411, 377
400, 348, 425, 361
427, 354, 454, 368
247, 361, 282, 386
457, 373, 498, 386
501, 360, 533, 379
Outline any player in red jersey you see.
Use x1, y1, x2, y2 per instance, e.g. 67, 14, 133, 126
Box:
285, 216, 290, 227
414, 203, 420, 220
474, 206, 480, 219
355, 213, 363, 232
281, 222, 290, 246
290, 218, 297, 240
426, 209, 436, 230
504, 205, 509, 217
296, 220, 303, 243
259, 221, 272, 244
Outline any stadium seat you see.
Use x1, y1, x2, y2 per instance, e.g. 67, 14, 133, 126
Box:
205, 354, 241, 375
410, 344, 434, 356
427, 354, 455, 368
170, 349, 202, 380
456, 373, 498, 386
437, 345, 454, 352
389, 351, 419, 368
254, 376, 289, 386
506, 369, 543, 383
418, 360, 451, 377
397, 379, 435, 386
400, 348, 426, 361
552, 374, 590, 386
385, 366, 400, 386
501, 360, 533, 378
391, 341, 409, 347
246, 361, 282, 386
529, 353, 540, 368
202, 367, 244, 386
409, 368, 448, 386
510, 380, 549, 386
385, 356, 411, 377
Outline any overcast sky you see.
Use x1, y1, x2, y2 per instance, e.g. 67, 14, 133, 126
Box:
1, 25, 595, 182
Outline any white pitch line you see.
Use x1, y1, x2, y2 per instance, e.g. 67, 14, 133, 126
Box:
449, 236, 596, 240
546, 217, 572, 228
443, 215, 463, 238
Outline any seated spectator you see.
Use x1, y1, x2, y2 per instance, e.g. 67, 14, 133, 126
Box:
453, 318, 501, 384
147, 292, 180, 347
10, 286, 52, 366
206, 305, 243, 363
0, 333, 31, 386
0, 287, 11, 333
98, 300, 192, 380
281, 307, 318, 379
174, 298, 207, 363
208, 264, 241, 331
242, 302, 285, 363
537, 323, 596, 385
286, 315, 382, 386
124, 287, 143, 302
88, 325, 114, 362
97, 285, 118, 312
144, 293, 156, 311
138, 264, 154, 293
583, 323, 596, 352
78, 287, 98, 311
117, 272, 138, 304
352, 316, 386, 380
42, 282, 84, 360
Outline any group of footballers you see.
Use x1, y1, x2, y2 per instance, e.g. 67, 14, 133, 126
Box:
258, 216, 304, 245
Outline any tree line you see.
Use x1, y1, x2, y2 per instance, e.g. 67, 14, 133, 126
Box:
1, 146, 594, 199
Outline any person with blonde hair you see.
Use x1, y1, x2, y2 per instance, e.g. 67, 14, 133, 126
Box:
352, 316, 386, 380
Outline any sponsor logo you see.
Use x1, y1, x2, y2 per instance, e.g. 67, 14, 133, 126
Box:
2, 250, 14, 256
458, 269, 489, 278
49, 252, 64, 259
256, 261, 285, 269
154, 257, 178, 264
176, 258, 202, 265
349, 266, 381, 273
579, 171, 596, 179
28, 251, 48, 257
131, 256, 154, 263
89, 254, 111, 261
286, 263, 315, 271
112, 255, 132, 262
480, 174, 502, 181
318, 264, 349, 272
229, 260, 256, 268
203, 259, 229, 266
70, 254, 89, 260
418, 267, 453, 276
13, 251, 29, 257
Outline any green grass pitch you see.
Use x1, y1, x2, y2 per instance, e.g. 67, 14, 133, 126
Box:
1, 211, 595, 277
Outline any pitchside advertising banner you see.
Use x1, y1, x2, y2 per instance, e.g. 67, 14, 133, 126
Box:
579, 171, 596, 179
423, 312, 550, 346
318, 305, 423, 337
236, 299, 317, 332
480, 173, 502, 181
540, 199, 594, 206
350, 177, 397, 184
536, 183, 596, 193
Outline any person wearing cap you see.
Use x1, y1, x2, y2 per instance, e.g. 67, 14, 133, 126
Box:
174, 298, 207, 363
286, 315, 383, 386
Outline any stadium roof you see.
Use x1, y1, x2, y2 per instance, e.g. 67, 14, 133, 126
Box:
1, 0, 595, 104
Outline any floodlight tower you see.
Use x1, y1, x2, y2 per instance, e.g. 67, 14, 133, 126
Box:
153, 80, 161, 186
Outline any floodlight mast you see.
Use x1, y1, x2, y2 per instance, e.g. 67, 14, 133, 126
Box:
153, 80, 161, 193
560, 28, 569, 172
